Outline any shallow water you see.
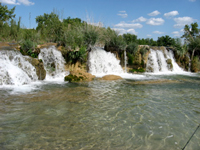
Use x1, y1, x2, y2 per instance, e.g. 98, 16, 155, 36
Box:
0, 74, 200, 150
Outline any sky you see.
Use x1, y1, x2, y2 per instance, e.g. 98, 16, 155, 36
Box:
1, 0, 200, 40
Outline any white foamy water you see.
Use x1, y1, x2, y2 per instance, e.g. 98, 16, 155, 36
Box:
0, 46, 68, 94
0, 50, 38, 86
88, 47, 124, 75
88, 47, 153, 80
146, 48, 187, 75
38, 46, 69, 81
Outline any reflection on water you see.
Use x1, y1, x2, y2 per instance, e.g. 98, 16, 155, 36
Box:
0, 75, 200, 149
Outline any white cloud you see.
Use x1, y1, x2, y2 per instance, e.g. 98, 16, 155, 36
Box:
132, 16, 147, 22
147, 34, 152, 37
174, 16, 196, 28
112, 28, 127, 35
88, 22, 104, 27
0, 0, 19, 5
180, 29, 184, 33
148, 10, 161, 16
172, 31, 179, 34
146, 18, 165, 26
172, 31, 181, 37
172, 29, 185, 37
153, 31, 164, 34
18, 0, 34, 5
189, 0, 196, 2
114, 21, 143, 28
0, 0, 34, 5
127, 29, 137, 35
119, 11, 126, 13
164, 11, 179, 18
112, 28, 137, 35
118, 11, 128, 18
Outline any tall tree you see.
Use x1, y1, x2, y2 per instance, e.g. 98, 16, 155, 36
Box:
182, 22, 200, 60
123, 33, 137, 45
36, 12, 63, 42
0, 3, 16, 22
157, 35, 175, 47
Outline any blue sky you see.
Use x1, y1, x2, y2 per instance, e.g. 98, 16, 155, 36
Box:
1, 0, 200, 40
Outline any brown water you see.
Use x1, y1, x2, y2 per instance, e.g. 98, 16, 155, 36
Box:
0, 74, 200, 150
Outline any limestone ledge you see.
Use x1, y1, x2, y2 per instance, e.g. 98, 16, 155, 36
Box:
99, 75, 122, 81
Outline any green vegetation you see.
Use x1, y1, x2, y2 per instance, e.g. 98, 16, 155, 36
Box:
129, 68, 145, 73
0, 3, 199, 72
64, 74, 84, 82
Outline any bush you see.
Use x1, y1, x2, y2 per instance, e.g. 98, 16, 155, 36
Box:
84, 29, 98, 47
126, 42, 138, 54
129, 68, 145, 73
140, 46, 148, 56
191, 56, 200, 72
105, 34, 126, 51
20, 39, 37, 58
20, 40, 36, 52
127, 53, 134, 65
63, 46, 87, 64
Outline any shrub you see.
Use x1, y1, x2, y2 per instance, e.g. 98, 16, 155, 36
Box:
83, 27, 98, 48
127, 53, 134, 65
129, 68, 145, 73
191, 56, 200, 72
126, 42, 138, 54
20, 39, 37, 58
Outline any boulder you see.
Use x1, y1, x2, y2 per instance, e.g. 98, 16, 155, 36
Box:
25, 57, 46, 80
64, 70, 95, 82
167, 59, 173, 71
100, 75, 122, 80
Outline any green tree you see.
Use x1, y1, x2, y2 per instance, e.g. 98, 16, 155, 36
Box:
63, 17, 84, 29
126, 42, 138, 54
36, 12, 63, 43
182, 22, 200, 60
157, 35, 175, 46
0, 3, 16, 22
104, 27, 126, 51
123, 33, 137, 45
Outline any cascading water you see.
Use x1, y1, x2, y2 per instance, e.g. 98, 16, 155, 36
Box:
88, 47, 124, 75
0, 50, 38, 85
38, 46, 68, 80
146, 48, 184, 73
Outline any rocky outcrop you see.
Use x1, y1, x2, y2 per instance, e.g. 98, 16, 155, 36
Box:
0, 42, 20, 51
64, 69, 95, 82
100, 75, 122, 80
25, 57, 46, 80
167, 59, 173, 71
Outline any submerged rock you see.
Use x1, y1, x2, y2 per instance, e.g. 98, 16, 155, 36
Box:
64, 70, 95, 82
100, 75, 122, 80
127, 79, 180, 85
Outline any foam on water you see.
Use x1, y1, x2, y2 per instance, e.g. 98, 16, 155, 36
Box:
88, 47, 124, 75
146, 48, 188, 75
0, 46, 69, 94
0, 50, 38, 86
87, 47, 151, 80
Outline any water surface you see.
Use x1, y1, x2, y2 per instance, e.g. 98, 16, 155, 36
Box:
0, 74, 200, 150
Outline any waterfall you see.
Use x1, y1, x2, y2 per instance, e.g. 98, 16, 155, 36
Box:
88, 47, 124, 75
38, 46, 68, 80
146, 48, 184, 73
0, 50, 38, 85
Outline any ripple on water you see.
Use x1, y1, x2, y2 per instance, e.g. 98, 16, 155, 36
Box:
0, 75, 200, 149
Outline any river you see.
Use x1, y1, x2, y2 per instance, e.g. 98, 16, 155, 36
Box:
0, 74, 200, 150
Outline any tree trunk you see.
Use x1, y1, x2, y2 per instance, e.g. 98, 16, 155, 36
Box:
191, 47, 196, 61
